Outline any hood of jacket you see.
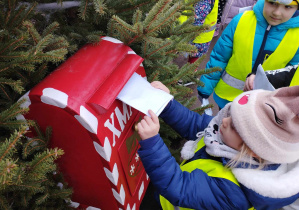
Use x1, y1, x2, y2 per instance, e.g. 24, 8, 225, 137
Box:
253, 0, 299, 29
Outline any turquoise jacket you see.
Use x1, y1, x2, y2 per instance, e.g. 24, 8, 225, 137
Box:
197, 0, 299, 108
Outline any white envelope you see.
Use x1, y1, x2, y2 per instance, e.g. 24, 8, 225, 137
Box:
117, 73, 173, 116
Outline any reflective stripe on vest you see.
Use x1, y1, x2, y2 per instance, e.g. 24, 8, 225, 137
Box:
159, 138, 240, 210
290, 69, 299, 86
214, 10, 299, 102
178, 0, 219, 44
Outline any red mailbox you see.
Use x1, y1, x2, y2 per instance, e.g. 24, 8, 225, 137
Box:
19, 37, 149, 210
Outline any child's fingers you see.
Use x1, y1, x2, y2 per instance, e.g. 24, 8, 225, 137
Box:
142, 115, 153, 126
137, 122, 143, 131
151, 81, 161, 87
148, 110, 159, 124
151, 81, 170, 94
140, 118, 150, 128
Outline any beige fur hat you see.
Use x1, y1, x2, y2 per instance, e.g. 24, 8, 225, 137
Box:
268, 0, 299, 6
230, 86, 299, 164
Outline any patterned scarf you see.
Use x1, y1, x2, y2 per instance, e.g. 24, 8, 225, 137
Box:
181, 103, 259, 165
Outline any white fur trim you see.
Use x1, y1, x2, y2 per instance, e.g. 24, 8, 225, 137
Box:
232, 160, 299, 198
181, 139, 200, 160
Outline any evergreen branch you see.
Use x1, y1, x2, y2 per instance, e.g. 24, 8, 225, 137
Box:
127, 35, 140, 45
142, 36, 163, 56
5, 0, 14, 25
152, 73, 158, 81
0, 67, 9, 74
0, 36, 25, 55
0, 194, 9, 210
35, 51, 66, 62
34, 34, 54, 55
30, 148, 63, 172
111, 15, 136, 34
27, 63, 48, 82
0, 60, 36, 73
145, 42, 171, 58
93, 0, 107, 16
143, 40, 148, 57
0, 99, 30, 122
16, 72, 27, 81
23, 21, 41, 45
9, 5, 25, 26
16, 3, 37, 29
0, 54, 26, 59
0, 78, 24, 94
0, 159, 18, 185
23, 138, 47, 159
0, 103, 28, 123
0, 128, 26, 162
0, 85, 11, 101
22, 194, 28, 209
145, 0, 171, 32
79, 0, 89, 20
51, 189, 72, 198
113, 24, 131, 42
0, 121, 28, 129
118, 0, 155, 13
45, 39, 69, 52
147, 3, 182, 34
132, 9, 142, 25
8, 183, 44, 192
36, 193, 49, 205
42, 22, 60, 38
156, 65, 171, 76
165, 49, 177, 55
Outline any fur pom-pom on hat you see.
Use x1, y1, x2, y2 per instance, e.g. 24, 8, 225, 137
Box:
267, 0, 299, 6
231, 86, 299, 164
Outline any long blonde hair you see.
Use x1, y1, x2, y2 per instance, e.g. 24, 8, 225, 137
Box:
226, 143, 266, 170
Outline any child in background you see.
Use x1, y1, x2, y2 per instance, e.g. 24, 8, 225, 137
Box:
179, 0, 219, 115
179, 0, 219, 63
137, 81, 299, 210
197, 0, 299, 109
220, 0, 257, 29
214, 0, 227, 37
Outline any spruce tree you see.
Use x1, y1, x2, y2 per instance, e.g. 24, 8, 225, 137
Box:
0, 0, 220, 207
0, 0, 72, 209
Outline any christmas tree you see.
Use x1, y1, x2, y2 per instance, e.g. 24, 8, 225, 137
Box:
0, 0, 220, 208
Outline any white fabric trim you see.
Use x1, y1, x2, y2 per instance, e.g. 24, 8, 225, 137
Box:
233, 160, 299, 198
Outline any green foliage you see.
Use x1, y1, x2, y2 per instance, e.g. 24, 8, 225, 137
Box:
0, 0, 72, 208
0, 0, 221, 207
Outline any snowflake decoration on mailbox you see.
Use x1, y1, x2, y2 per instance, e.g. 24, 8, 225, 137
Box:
19, 37, 150, 210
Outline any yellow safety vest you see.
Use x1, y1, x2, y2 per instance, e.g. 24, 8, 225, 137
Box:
214, 10, 299, 102
290, 69, 299, 87
159, 138, 245, 210
178, 0, 219, 44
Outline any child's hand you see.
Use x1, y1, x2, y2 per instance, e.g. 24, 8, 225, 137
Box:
244, 74, 255, 91
137, 110, 160, 140
151, 81, 170, 94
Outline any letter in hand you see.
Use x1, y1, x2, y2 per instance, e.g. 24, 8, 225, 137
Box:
244, 74, 256, 91
151, 81, 170, 94
137, 110, 160, 140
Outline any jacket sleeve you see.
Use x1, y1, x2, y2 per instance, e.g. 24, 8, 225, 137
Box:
197, 14, 241, 99
138, 135, 251, 209
159, 99, 213, 140
265, 65, 297, 89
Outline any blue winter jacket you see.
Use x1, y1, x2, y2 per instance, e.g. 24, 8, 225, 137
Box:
197, 0, 299, 108
138, 99, 299, 209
